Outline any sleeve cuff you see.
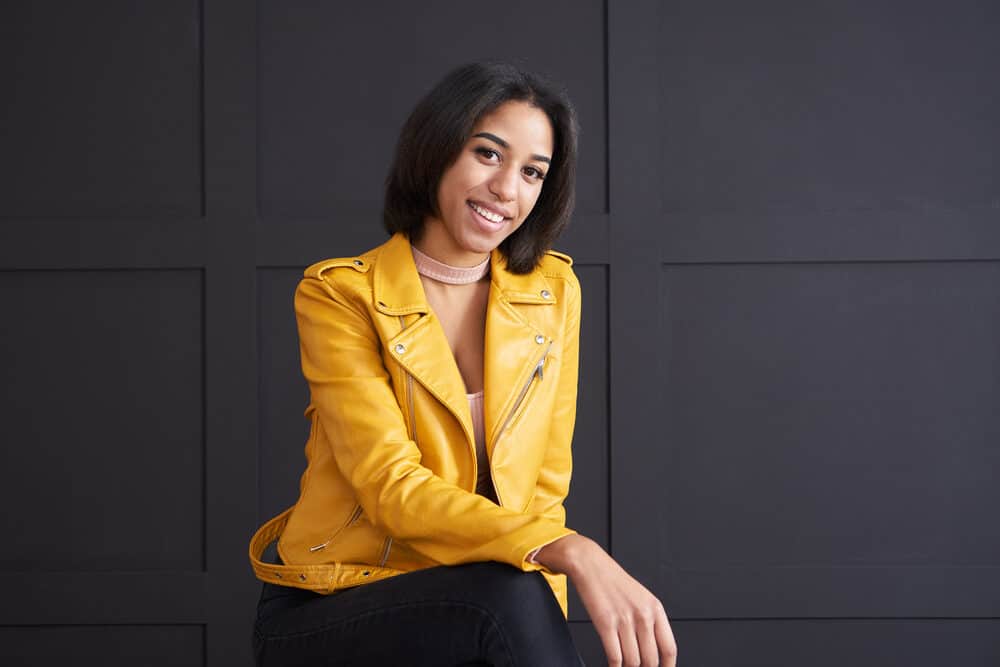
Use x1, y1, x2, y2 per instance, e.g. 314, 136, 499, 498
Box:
516, 526, 576, 573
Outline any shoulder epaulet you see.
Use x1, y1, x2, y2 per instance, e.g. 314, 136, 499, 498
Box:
303, 256, 371, 279
545, 249, 573, 266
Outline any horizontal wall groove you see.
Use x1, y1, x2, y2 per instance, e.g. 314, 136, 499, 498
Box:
660, 257, 1000, 266
0, 573, 207, 625
256, 213, 611, 267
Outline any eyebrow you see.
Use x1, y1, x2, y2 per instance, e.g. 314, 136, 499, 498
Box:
473, 132, 551, 164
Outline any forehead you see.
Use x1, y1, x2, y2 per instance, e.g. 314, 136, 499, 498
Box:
471, 101, 554, 156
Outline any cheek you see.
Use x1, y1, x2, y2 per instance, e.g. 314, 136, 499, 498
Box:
438, 182, 467, 218
522, 188, 544, 216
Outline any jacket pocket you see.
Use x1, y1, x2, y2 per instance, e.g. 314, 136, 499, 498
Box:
502, 344, 554, 436
308, 503, 363, 553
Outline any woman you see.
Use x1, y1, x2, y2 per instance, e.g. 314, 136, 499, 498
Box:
250, 62, 677, 666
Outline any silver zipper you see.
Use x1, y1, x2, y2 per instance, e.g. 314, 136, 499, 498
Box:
377, 535, 393, 567
405, 373, 417, 441
309, 504, 363, 552
399, 316, 417, 440
488, 341, 552, 506
375, 315, 418, 567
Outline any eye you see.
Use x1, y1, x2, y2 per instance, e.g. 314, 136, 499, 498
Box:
523, 165, 547, 181
474, 146, 501, 162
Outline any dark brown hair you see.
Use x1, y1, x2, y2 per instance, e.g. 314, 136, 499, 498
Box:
383, 62, 578, 274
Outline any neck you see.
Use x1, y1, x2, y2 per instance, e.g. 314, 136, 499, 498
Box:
412, 219, 491, 267
411, 244, 490, 285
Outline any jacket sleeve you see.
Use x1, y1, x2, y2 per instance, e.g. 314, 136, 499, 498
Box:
295, 274, 576, 571
526, 269, 581, 538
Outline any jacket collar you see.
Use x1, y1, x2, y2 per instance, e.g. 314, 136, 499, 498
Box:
373, 232, 557, 316
487, 244, 559, 306
372, 232, 428, 316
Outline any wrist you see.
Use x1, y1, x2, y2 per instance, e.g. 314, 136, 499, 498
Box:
533, 533, 592, 577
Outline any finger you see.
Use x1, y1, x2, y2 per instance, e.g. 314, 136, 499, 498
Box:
637, 611, 659, 666
596, 623, 623, 667
654, 610, 678, 667
618, 623, 641, 667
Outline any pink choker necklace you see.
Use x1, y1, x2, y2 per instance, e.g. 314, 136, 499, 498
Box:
412, 245, 490, 285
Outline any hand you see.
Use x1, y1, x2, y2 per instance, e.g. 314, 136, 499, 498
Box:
534, 534, 677, 667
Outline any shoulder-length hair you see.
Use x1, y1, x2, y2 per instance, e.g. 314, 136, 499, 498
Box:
383, 62, 578, 274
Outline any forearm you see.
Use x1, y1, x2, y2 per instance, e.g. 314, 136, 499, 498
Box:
531, 532, 597, 578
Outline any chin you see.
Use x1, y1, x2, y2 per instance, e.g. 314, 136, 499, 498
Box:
459, 232, 503, 255
463, 242, 499, 257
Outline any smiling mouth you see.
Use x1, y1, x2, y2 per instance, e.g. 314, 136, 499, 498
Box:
468, 201, 508, 224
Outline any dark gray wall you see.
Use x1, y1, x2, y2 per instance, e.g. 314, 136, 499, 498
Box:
1, 1, 997, 665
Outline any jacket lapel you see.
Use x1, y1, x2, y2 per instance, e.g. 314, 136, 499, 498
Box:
375, 234, 474, 444
482, 251, 558, 455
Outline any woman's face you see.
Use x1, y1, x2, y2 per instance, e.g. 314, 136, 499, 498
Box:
419, 100, 554, 265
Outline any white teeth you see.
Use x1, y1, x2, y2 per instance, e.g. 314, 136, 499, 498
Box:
471, 202, 505, 224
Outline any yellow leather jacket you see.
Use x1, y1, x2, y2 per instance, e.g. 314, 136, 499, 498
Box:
250, 231, 581, 616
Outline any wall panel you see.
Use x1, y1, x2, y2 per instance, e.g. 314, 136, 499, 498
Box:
659, 261, 1000, 570
257, 267, 311, 521
0, 269, 204, 572
657, 0, 1000, 261
656, 260, 1000, 615
658, 1, 999, 213
1, 0, 203, 219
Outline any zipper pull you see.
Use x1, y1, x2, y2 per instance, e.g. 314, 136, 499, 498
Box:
536, 341, 551, 380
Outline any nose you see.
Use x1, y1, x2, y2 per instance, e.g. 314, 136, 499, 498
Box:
488, 165, 518, 203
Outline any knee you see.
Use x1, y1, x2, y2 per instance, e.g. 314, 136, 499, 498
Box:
464, 562, 557, 620
463, 563, 579, 665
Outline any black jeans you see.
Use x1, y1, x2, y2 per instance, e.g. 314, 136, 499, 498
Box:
253, 560, 584, 666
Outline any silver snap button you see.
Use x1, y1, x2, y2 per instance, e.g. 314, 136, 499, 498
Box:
535, 335, 545, 344
540, 290, 551, 299
394, 343, 406, 354
353, 259, 363, 266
